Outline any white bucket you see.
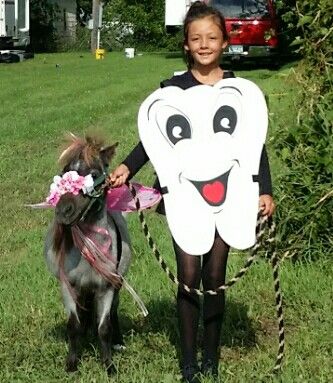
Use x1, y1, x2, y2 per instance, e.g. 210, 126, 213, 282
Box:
125, 48, 135, 59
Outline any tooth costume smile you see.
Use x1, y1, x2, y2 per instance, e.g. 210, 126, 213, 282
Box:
138, 78, 268, 255
182, 168, 232, 207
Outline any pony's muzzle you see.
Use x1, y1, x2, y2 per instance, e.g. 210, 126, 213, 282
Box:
55, 193, 90, 225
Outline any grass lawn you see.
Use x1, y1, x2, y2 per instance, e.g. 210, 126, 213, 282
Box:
0, 52, 332, 382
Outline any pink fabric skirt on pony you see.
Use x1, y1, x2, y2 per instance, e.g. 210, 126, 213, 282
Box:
106, 183, 161, 212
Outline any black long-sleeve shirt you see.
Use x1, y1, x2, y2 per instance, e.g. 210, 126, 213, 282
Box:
123, 69, 273, 197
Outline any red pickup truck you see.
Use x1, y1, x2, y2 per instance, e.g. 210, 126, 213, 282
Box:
209, 0, 279, 63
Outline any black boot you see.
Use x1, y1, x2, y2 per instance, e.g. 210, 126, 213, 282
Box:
182, 363, 200, 383
201, 358, 219, 378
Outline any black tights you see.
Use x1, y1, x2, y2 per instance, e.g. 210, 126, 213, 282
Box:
173, 233, 229, 366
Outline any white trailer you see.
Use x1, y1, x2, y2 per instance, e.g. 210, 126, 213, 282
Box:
165, 0, 189, 27
0, 0, 31, 62
165, 0, 209, 27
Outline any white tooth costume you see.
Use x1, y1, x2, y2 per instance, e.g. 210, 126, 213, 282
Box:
138, 78, 268, 255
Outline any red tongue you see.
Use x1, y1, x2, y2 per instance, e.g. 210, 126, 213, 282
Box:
202, 181, 225, 204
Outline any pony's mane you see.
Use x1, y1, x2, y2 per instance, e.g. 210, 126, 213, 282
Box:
59, 133, 105, 168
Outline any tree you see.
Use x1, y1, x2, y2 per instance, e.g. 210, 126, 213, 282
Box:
30, 0, 58, 52
102, 0, 169, 51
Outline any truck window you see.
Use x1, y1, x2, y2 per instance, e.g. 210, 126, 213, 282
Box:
210, 0, 270, 18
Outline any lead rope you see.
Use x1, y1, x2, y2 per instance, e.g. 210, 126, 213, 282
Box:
126, 182, 284, 372
265, 219, 285, 372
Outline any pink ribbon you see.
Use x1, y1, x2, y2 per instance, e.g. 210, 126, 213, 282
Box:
71, 224, 148, 316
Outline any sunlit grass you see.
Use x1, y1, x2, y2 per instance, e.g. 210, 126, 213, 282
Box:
0, 52, 331, 382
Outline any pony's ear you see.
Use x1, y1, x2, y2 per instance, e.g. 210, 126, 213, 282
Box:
100, 142, 118, 165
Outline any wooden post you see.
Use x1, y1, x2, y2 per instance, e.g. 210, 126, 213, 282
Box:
91, 0, 100, 53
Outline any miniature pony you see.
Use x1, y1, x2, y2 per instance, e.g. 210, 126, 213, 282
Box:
44, 135, 131, 373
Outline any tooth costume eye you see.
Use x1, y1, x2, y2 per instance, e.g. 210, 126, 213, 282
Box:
154, 105, 192, 147
213, 105, 237, 135
167, 114, 191, 145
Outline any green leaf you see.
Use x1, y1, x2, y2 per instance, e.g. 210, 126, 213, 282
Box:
320, 27, 329, 35
297, 15, 313, 27
281, 147, 291, 161
290, 37, 304, 46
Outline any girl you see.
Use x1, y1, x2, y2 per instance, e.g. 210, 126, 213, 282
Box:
111, 2, 275, 382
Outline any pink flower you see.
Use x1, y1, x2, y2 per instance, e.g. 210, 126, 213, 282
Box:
46, 171, 96, 206
46, 190, 61, 206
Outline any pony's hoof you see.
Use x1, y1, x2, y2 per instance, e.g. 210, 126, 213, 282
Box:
66, 359, 78, 372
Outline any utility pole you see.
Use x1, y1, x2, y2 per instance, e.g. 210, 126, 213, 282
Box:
91, 0, 101, 53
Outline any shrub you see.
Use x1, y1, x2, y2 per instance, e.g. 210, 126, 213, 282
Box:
56, 26, 91, 52
102, 0, 180, 51
273, 0, 333, 259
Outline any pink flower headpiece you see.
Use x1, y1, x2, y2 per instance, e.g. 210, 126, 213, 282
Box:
46, 171, 95, 206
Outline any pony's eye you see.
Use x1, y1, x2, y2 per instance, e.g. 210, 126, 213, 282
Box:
68, 159, 89, 175
213, 105, 237, 135
166, 114, 191, 145
90, 169, 100, 178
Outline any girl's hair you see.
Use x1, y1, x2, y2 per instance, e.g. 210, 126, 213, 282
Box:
183, 1, 228, 68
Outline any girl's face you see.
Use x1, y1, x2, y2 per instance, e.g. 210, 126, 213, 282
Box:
184, 16, 227, 69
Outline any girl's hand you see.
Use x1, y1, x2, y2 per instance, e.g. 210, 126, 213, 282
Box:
259, 194, 275, 217
109, 164, 130, 187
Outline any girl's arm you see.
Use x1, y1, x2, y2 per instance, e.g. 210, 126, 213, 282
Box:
110, 141, 149, 187
258, 145, 275, 216
258, 145, 272, 196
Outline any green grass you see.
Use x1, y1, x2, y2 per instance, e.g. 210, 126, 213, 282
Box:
0, 52, 332, 382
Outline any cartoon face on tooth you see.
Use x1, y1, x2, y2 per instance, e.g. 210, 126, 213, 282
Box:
139, 78, 268, 255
